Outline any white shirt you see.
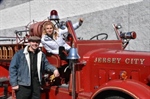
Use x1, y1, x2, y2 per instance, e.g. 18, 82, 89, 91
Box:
41, 22, 81, 54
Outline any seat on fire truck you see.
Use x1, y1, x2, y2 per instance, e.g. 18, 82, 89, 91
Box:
42, 47, 71, 85
42, 47, 68, 68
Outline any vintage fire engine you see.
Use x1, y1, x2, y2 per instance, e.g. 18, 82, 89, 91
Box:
0, 10, 150, 99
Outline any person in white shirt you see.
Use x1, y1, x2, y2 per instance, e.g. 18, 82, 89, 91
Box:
41, 19, 83, 55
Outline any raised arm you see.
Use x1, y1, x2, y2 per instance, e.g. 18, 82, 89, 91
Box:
59, 18, 83, 35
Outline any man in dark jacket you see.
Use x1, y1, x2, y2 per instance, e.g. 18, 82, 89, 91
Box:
9, 36, 60, 99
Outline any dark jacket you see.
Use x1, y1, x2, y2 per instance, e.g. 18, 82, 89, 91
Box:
9, 46, 57, 87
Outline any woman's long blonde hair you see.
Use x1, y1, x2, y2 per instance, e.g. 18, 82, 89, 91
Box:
42, 21, 59, 39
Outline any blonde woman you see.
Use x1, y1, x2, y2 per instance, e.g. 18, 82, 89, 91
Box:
41, 19, 83, 54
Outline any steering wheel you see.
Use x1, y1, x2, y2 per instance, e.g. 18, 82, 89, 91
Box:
90, 33, 108, 40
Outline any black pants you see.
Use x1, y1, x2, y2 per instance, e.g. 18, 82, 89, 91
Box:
15, 78, 41, 99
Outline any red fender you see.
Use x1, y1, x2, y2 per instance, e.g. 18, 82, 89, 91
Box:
91, 79, 150, 99
0, 66, 9, 77
0, 66, 10, 96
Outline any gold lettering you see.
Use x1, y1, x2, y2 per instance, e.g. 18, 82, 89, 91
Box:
98, 58, 102, 63
130, 58, 133, 64
112, 58, 116, 63
117, 58, 121, 63
134, 58, 139, 64
94, 57, 97, 63
103, 58, 107, 63
94, 57, 145, 65
125, 58, 145, 64
107, 58, 111, 63
140, 59, 145, 64
125, 58, 130, 64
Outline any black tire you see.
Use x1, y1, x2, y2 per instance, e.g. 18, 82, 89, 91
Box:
93, 90, 134, 99
105, 96, 126, 99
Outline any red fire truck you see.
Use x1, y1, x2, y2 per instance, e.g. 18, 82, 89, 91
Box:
0, 16, 150, 99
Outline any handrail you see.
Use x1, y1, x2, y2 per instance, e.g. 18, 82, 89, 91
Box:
66, 20, 78, 47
